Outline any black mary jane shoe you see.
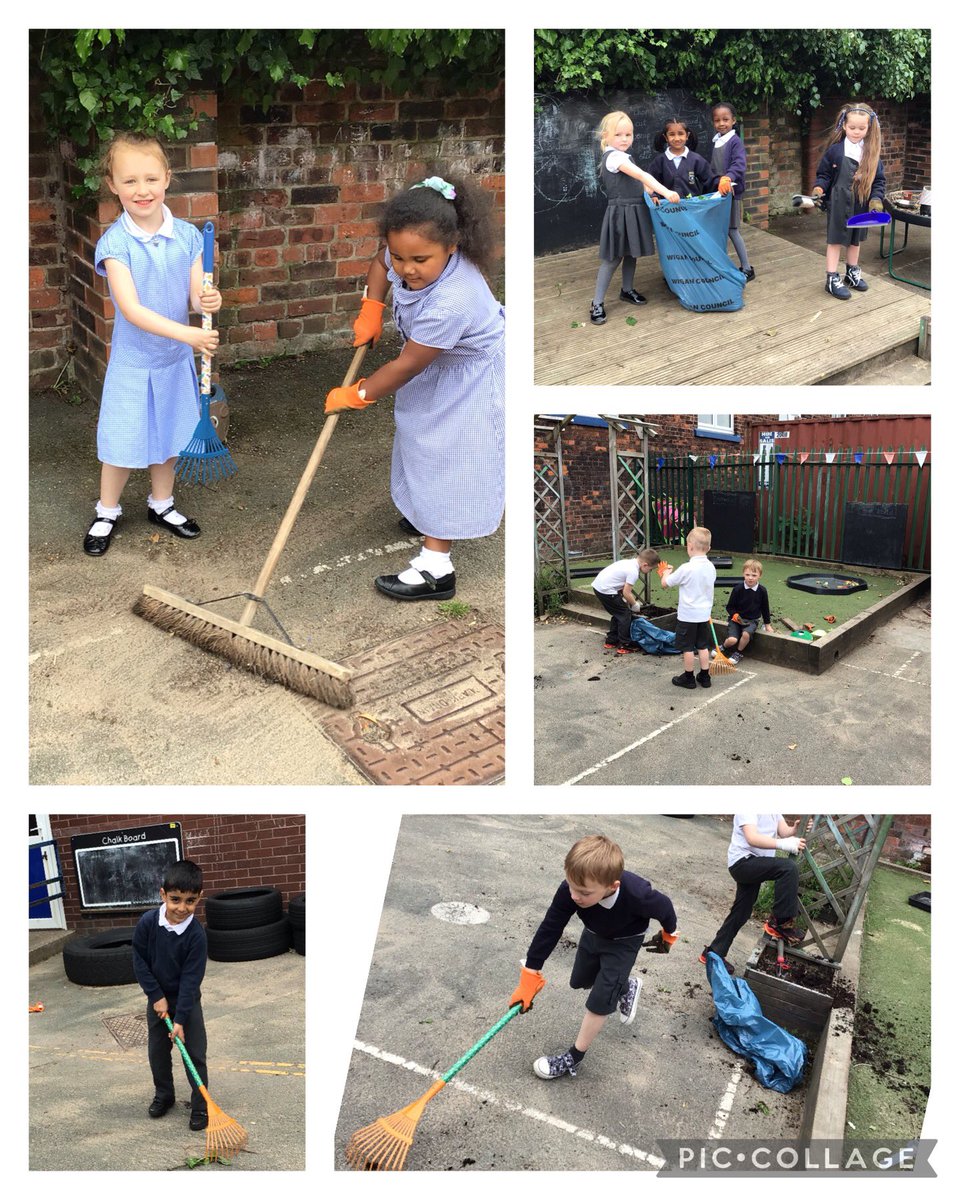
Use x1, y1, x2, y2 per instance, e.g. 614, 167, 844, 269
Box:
398, 515, 423, 536
374, 570, 456, 601
619, 288, 648, 305
189, 1110, 209, 1131
147, 503, 201, 539
83, 514, 120, 557
740, 266, 756, 282
148, 1097, 175, 1119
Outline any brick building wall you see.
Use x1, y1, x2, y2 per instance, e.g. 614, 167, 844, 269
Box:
29, 94, 70, 389
30, 75, 504, 395
883, 815, 931, 869
48, 813, 305, 932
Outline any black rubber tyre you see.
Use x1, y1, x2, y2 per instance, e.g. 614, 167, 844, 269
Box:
205, 916, 292, 962
288, 893, 305, 931
292, 927, 305, 956
203, 886, 283, 930
62, 927, 138, 986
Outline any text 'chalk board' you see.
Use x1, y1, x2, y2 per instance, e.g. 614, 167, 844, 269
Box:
703, 490, 756, 554
841, 502, 908, 569
71, 823, 183, 910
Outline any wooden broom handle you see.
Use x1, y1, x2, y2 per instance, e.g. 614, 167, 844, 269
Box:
238, 341, 369, 628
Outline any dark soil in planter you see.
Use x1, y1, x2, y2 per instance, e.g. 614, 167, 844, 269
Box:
754, 943, 852, 1001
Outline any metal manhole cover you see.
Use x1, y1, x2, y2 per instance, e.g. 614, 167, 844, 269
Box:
318, 621, 504, 785
102, 1013, 149, 1049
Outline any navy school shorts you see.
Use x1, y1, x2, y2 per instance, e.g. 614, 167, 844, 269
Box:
569, 927, 645, 1015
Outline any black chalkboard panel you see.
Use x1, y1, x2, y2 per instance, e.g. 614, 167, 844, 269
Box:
535, 89, 716, 255
703, 491, 755, 553
71, 822, 183, 910
841, 502, 908, 568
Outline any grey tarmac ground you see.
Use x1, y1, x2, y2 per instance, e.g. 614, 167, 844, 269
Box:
28, 339, 504, 785
29, 947, 304, 1171
533, 598, 930, 786
334, 814, 810, 1173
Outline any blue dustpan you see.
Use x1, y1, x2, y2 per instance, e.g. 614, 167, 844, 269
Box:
846, 211, 891, 228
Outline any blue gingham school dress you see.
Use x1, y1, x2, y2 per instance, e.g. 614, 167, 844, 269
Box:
386, 248, 505, 540
94, 217, 203, 468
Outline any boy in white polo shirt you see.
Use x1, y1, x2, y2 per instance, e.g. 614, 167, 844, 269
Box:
592, 547, 660, 654
658, 526, 716, 688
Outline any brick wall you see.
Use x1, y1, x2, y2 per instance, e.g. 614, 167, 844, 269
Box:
30, 76, 504, 395
48, 813, 305, 931
29, 94, 69, 389
882, 815, 931, 869
802, 95, 930, 196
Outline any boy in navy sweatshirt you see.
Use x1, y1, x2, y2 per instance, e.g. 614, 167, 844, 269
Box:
132, 859, 209, 1129
509, 835, 678, 1080
717, 558, 773, 664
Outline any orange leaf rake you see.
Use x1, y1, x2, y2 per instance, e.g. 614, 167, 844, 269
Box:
707, 620, 737, 675
163, 1015, 248, 1161
345, 1002, 523, 1170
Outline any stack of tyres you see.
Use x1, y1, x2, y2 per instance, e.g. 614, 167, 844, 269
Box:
204, 886, 292, 962
288, 893, 305, 956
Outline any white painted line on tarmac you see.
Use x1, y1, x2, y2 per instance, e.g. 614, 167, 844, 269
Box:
310, 538, 417, 575
892, 650, 923, 679
840, 659, 928, 686
707, 1062, 743, 1140
28, 626, 127, 665
560, 670, 757, 786
353, 1038, 665, 1168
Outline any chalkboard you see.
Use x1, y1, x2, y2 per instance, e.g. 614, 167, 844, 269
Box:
703, 491, 755, 553
535, 90, 717, 255
841, 502, 908, 569
71, 822, 183, 910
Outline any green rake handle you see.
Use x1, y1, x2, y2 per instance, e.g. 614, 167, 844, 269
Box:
440, 1003, 523, 1084
707, 619, 722, 651
162, 1014, 207, 1094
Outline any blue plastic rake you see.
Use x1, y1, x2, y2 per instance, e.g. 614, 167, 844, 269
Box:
176, 221, 238, 485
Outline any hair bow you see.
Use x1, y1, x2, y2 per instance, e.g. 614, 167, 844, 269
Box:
411, 176, 457, 200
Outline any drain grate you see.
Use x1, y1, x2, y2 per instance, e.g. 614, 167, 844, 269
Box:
318, 621, 504, 785
102, 1013, 149, 1049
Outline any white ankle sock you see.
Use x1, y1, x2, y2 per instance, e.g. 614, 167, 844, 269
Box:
89, 501, 122, 538
148, 494, 187, 525
397, 549, 453, 585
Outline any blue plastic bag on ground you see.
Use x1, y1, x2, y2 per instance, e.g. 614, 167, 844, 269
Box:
645, 192, 745, 313
706, 952, 806, 1092
629, 616, 681, 654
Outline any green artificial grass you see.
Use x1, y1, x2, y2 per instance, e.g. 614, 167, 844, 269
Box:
844, 865, 931, 1141
572, 550, 917, 633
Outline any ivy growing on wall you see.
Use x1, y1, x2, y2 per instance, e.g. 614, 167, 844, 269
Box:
30, 28, 504, 196
534, 29, 930, 120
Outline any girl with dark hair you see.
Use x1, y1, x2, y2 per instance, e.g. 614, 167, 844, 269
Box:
325, 175, 504, 601
709, 103, 753, 281
647, 118, 720, 200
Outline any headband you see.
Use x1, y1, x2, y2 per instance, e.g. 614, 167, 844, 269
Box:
838, 106, 876, 130
410, 176, 456, 201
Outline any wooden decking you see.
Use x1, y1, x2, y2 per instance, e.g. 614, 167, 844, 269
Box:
534, 227, 931, 386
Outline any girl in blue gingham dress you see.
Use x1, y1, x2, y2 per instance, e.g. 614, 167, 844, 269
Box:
325, 175, 504, 601
83, 132, 221, 557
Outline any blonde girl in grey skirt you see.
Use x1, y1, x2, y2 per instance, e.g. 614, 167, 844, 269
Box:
590, 111, 679, 325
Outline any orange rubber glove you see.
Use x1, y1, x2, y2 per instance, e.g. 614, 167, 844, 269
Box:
717, 175, 732, 196
731, 612, 742, 624
324, 379, 373, 414
510, 966, 546, 1013
352, 296, 385, 347
656, 560, 671, 579
644, 929, 678, 954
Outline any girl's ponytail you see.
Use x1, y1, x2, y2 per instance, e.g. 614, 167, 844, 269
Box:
380, 174, 499, 277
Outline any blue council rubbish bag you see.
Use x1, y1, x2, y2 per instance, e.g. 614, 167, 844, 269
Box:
645, 192, 745, 313
705, 952, 806, 1092
629, 615, 681, 654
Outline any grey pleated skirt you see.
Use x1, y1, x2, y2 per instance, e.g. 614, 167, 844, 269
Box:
599, 198, 655, 261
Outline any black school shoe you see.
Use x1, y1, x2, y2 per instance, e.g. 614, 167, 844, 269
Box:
589, 302, 606, 325
147, 503, 201, 539
672, 672, 697, 689
83, 514, 120, 557
374, 571, 456, 601
148, 1096, 175, 1118
398, 515, 422, 536
740, 266, 756, 282
189, 1109, 209, 1131
697, 668, 712, 688
619, 288, 647, 305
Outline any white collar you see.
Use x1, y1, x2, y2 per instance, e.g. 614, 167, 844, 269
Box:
713, 130, 735, 147
665, 147, 689, 162
121, 204, 175, 242
843, 137, 864, 162
744, 583, 759, 591
159, 903, 193, 935
598, 886, 620, 909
